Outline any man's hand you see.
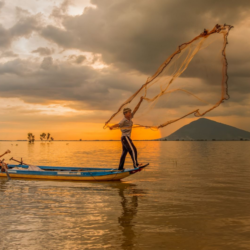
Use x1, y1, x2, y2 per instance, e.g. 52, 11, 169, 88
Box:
109, 124, 119, 130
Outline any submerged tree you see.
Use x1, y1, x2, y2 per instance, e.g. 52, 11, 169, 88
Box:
27, 133, 35, 143
40, 133, 53, 142
40, 133, 46, 141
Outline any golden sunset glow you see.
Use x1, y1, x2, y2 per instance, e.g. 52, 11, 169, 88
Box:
0, 0, 249, 141
1, 2, 250, 250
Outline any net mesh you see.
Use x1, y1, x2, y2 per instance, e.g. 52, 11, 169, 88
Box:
104, 24, 233, 130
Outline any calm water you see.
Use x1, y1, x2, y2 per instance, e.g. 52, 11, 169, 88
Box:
0, 141, 250, 250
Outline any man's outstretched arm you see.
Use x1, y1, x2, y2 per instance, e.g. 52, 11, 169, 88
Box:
132, 97, 143, 116
109, 124, 120, 130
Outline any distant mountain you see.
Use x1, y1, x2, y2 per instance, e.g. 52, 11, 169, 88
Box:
159, 118, 250, 141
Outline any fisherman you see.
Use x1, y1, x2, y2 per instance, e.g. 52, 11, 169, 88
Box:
109, 107, 142, 171
0, 150, 11, 172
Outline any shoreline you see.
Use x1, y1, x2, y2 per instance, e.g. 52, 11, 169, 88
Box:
0, 140, 249, 142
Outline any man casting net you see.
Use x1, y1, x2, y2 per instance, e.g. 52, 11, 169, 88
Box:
104, 24, 233, 131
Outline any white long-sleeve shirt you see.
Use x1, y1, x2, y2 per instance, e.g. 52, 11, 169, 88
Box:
119, 115, 133, 137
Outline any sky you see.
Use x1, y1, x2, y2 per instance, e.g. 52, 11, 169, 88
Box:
0, 0, 249, 140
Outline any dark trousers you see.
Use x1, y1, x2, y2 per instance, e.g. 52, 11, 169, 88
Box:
119, 136, 139, 170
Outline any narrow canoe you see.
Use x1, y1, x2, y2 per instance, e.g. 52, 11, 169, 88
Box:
0, 163, 149, 181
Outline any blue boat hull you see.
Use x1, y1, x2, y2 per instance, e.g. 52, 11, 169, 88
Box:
0, 164, 149, 181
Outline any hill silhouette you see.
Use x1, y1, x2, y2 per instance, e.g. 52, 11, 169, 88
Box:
160, 118, 250, 141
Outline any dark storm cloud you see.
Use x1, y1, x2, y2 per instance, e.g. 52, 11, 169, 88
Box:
41, 0, 250, 74
0, 57, 145, 110
37, 0, 250, 115
0, 56, 247, 116
1, 0, 249, 118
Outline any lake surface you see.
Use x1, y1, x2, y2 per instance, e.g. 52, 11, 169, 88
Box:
0, 141, 250, 250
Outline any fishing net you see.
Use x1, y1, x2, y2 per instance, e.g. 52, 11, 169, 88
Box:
104, 24, 233, 130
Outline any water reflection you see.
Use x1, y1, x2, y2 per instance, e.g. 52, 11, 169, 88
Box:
0, 177, 8, 191
1, 141, 250, 250
27, 142, 35, 158
107, 182, 146, 250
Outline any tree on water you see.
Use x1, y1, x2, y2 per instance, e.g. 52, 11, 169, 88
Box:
40, 133, 53, 141
40, 133, 46, 141
27, 133, 35, 143
27, 133, 53, 142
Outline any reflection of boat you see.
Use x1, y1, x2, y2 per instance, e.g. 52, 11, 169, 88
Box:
0, 163, 149, 181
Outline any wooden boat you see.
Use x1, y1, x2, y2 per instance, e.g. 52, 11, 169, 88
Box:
0, 163, 149, 181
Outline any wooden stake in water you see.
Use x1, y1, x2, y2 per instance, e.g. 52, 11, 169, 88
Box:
0, 150, 11, 181
1, 159, 11, 181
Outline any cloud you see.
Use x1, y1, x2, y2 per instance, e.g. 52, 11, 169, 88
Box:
0, 50, 18, 58
0, 6, 41, 48
40, 0, 250, 74
0, 58, 35, 75
0, 57, 147, 111
36, 0, 250, 125
0, 1, 4, 10
0, 24, 11, 48
15, 7, 31, 19
0, 54, 248, 126
0, 0, 249, 128
67, 54, 87, 64
74, 55, 86, 64
32, 47, 54, 56
40, 56, 54, 70
10, 13, 41, 37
